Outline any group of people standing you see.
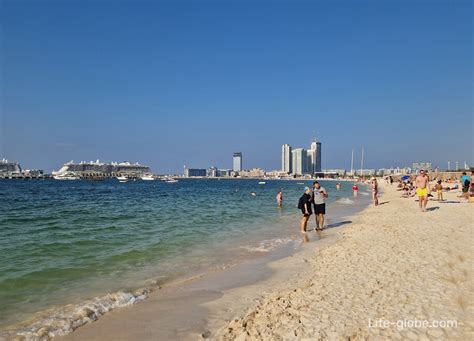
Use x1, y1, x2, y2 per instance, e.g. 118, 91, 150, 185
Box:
298, 181, 328, 233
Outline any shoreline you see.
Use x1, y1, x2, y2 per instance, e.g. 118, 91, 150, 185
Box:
55, 182, 473, 340
56, 211, 360, 341
212, 182, 473, 339
5, 181, 471, 339
1, 183, 371, 340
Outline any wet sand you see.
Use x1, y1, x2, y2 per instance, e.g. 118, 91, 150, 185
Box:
55, 182, 473, 340
213, 182, 473, 340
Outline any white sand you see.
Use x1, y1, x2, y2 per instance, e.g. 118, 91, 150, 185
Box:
18, 182, 472, 340
211, 183, 473, 340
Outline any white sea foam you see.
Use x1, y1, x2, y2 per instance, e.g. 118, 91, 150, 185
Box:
336, 198, 355, 205
1, 288, 152, 340
359, 192, 369, 196
240, 237, 293, 253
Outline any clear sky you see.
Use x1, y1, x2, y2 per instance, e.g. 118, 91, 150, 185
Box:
1, 0, 472, 173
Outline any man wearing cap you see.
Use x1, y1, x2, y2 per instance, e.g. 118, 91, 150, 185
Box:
312, 181, 328, 231
415, 170, 430, 212
298, 187, 313, 233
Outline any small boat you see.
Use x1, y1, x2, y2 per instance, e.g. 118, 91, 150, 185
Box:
161, 176, 178, 183
258, 181, 266, 185
116, 176, 129, 183
140, 174, 155, 181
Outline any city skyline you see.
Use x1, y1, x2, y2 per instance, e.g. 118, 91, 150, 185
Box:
1, 1, 472, 173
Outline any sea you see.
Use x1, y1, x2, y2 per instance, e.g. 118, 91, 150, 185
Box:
0, 178, 371, 337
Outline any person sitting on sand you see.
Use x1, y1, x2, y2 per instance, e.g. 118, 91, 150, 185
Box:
435, 180, 444, 201
415, 170, 430, 212
298, 187, 312, 233
397, 180, 403, 189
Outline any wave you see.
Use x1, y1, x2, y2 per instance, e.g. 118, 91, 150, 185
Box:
335, 198, 355, 205
0, 287, 155, 340
240, 237, 293, 253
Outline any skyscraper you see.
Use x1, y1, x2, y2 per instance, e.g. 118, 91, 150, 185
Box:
307, 140, 317, 174
291, 148, 307, 176
281, 144, 292, 173
233, 152, 242, 172
315, 141, 322, 172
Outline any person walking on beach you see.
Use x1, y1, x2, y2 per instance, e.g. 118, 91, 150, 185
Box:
312, 181, 328, 231
415, 170, 430, 212
435, 180, 444, 201
298, 187, 312, 233
276, 190, 283, 207
460, 172, 471, 201
371, 177, 379, 206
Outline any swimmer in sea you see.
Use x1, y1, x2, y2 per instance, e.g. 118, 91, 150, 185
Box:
276, 190, 283, 207
352, 183, 358, 196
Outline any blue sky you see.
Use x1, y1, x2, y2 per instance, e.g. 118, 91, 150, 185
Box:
1, 0, 472, 173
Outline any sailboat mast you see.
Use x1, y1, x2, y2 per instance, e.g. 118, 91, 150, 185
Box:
350, 149, 354, 175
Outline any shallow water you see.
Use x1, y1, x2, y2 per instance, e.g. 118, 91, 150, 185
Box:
0, 179, 369, 332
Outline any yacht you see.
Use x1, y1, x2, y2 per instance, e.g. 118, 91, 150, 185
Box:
116, 176, 129, 183
53, 172, 81, 180
162, 176, 178, 183
140, 174, 155, 181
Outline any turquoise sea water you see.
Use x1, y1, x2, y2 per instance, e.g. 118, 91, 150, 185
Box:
0, 179, 369, 335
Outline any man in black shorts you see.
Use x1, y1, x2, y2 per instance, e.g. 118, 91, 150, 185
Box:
312, 181, 328, 231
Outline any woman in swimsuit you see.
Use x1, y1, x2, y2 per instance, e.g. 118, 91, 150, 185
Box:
371, 177, 379, 206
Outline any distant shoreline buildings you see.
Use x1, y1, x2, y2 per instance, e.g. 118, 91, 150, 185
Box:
52, 160, 151, 179
233, 152, 242, 172
282, 138, 322, 176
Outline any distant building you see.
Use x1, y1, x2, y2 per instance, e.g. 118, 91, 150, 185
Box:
248, 168, 265, 177
207, 167, 218, 178
314, 141, 322, 172
355, 169, 376, 176
306, 140, 317, 174
322, 169, 346, 176
281, 144, 292, 174
291, 148, 307, 176
184, 168, 207, 177
217, 169, 232, 177
233, 152, 242, 172
0, 159, 22, 175
412, 162, 432, 173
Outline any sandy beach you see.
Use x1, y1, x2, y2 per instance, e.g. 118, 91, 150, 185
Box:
46, 181, 473, 341
211, 182, 473, 340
